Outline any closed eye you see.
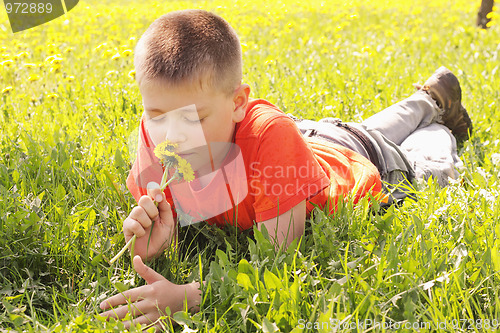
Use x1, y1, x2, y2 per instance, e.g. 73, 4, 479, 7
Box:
150, 114, 167, 122
184, 117, 205, 124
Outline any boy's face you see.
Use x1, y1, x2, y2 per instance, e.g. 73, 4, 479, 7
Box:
139, 78, 247, 175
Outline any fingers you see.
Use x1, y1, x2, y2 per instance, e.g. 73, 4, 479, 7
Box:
134, 255, 166, 285
156, 194, 174, 223
100, 286, 148, 310
147, 182, 165, 206
124, 191, 169, 238
144, 188, 173, 224
137, 195, 160, 221
100, 300, 149, 320
123, 208, 149, 238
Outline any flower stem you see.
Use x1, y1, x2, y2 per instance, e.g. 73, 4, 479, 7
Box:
109, 235, 136, 264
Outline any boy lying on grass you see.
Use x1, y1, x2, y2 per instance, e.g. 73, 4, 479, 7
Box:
99, 9, 472, 328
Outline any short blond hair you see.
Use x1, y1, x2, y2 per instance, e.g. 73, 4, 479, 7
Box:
134, 10, 242, 95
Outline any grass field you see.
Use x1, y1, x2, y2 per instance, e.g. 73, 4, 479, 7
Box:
1, 0, 500, 331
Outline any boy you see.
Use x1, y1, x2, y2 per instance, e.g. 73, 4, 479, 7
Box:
99, 9, 472, 328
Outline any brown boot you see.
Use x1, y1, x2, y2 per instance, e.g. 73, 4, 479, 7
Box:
419, 66, 473, 144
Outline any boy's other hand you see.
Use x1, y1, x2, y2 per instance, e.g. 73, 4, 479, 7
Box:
100, 256, 200, 329
122, 186, 175, 261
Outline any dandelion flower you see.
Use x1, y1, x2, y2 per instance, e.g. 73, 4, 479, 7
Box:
46, 93, 59, 100
51, 56, 63, 65
101, 49, 114, 58
23, 63, 37, 69
176, 157, 195, 182
154, 140, 179, 166
128, 69, 136, 80
49, 66, 61, 73
94, 42, 108, 51
14, 51, 30, 59
1, 59, 14, 68
1, 86, 13, 94
28, 74, 41, 81
111, 53, 121, 61
121, 49, 133, 57
45, 55, 63, 64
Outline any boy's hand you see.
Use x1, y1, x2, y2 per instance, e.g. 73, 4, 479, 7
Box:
123, 186, 175, 261
100, 256, 200, 329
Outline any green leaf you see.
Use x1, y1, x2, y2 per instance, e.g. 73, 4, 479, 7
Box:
262, 317, 279, 333
90, 253, 103, 266
237, 273, 253, 291
238, 259, 254, 275
263, 269, 282, 290
114, 282, 129, 293
12, 169, 19, 183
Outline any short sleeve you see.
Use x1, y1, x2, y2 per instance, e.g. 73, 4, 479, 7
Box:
249, 115, 330, 222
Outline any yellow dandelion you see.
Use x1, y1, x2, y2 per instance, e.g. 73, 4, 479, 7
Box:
2, 86, 13, 94
121, 49, 133, 57
101, 49, 114, 58
106, 70, 117, 76
1, 59, 14, 68
14, 51, 29, 59
63, 47, 74, 54
49, 65, 61, 73
44, 55, 63, 64
111, 52, 121, 61
64, 75, 75, 82
46, 93, 59, 100
51, 56, 63, 65
486, 20, 495, 28
28, 74, 41, 81
176, 157, 195, 182
94, 42, 108, 51
128, 69, 136, 80
23, 63, 37, 68
154, 140, 179, 166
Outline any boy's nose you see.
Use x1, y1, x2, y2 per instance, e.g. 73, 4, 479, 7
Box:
164, 125, 187, 145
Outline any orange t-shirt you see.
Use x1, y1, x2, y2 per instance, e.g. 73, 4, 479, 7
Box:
127, 98, 381, 231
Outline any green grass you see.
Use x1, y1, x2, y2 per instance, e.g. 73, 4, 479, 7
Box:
1, 0, 500, 331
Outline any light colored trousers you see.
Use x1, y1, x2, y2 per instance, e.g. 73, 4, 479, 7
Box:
359, 90, 462, 189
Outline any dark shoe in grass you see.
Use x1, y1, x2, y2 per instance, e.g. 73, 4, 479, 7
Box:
419, 66, 473, 144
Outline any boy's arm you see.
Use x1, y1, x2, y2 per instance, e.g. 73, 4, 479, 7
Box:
256, 199, 306, 250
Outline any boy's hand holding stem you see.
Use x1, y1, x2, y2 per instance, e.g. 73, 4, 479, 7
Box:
101, 141, 200, 328
110, 141, 194, 264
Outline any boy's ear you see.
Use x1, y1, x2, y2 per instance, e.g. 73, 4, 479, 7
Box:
232, 84, 250, 123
